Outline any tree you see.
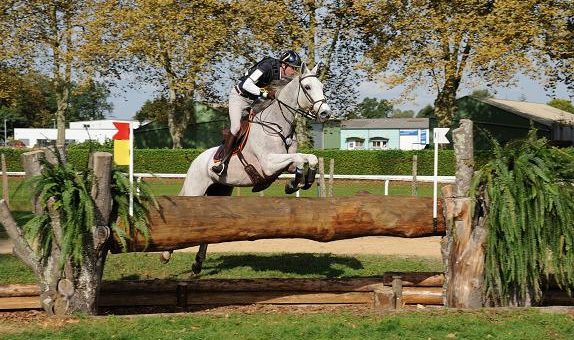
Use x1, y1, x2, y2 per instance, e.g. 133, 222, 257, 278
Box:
547, 98, 574, 114
353, 1, 574, 127
391, 109, 415, 119
417, 105, 435, 118
134, 97, 170, 123
2, 1, 111, 151
471, 89, 494, 99
68, 80, 113, 122
276, 1, 367, 147
348, 97, 393, 119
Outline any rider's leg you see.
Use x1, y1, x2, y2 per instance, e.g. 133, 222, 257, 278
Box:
212, 90, 246, 175
211, 131, 237, 175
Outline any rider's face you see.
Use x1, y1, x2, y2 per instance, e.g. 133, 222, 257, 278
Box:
283, 65, 297, 77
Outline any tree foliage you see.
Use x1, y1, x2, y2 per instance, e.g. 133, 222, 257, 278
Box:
353, 0, 574, 127
348, 97, 393, 119
470, 131, 574, 306
2, 1, 113, 147
547, 98, 574, 114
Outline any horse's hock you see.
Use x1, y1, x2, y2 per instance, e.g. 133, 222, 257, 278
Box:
112, 195, 445, 253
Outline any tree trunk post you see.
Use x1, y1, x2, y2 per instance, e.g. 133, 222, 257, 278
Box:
411, 154, 418, 197
21, 150, 45, 214
443, 119, 487, 308
1, 153, 8, 206
328, 158, 334, 198
318, 157, 326, 197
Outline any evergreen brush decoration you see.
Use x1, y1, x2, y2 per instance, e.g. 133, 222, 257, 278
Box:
22, 154, 155, 268
470, 130, 574, 306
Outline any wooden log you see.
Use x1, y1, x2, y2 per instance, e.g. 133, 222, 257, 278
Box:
98, 275, 444, 294
402, 287, 443, 305
0, 296, 42, 310
1, 153, 8, 206
115, 195, 445, 252
0, 284, 41, 297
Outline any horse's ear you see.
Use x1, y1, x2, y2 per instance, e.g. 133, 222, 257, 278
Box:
300, 62, 308, 74
311, 62, 320, 75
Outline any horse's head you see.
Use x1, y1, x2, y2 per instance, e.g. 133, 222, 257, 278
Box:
297, 63, 332, 123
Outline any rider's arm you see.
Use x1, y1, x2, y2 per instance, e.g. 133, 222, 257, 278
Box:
240, 69, 264, 96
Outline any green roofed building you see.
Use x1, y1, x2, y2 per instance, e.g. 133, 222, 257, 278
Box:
134, 103, 228, 149
456, 96, 574, 149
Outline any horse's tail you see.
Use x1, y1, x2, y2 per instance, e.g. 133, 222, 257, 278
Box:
179, 147, 218, 196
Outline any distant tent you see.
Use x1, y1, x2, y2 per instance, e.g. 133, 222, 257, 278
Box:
134, 103, 228, 149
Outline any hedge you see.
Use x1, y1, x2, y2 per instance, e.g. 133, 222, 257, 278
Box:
1, 147, 457, 175
3, 145, 571, 177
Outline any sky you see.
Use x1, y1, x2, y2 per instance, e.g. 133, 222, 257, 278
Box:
107, 76, 573, 120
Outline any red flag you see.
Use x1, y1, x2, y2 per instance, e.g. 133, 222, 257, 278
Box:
113, 122, 130, 140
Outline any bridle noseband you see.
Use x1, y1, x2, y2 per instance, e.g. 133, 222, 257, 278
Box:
296, 74, 327, 120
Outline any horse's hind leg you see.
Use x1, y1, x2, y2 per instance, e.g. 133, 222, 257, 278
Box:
192, 243, 208, 275
160, 250, 172, 264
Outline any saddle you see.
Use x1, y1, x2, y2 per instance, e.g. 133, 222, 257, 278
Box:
213, 110, 277, 192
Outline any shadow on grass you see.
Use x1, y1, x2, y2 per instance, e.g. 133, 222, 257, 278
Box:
195, 253, 365, 278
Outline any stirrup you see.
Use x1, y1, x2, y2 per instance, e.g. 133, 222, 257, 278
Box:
212, 162, 226, 176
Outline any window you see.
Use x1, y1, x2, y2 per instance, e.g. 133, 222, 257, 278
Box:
346, 138, 365, 150
370, 138, 389, 150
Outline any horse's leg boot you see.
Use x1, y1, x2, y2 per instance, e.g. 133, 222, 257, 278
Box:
212, 133, 237, 175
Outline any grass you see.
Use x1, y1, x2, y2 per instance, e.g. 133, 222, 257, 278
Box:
0, 252, 444, 285
0, 176, 434, 212
1, 309, 574, 339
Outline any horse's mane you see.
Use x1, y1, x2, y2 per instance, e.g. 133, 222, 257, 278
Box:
251, 76, 296, 113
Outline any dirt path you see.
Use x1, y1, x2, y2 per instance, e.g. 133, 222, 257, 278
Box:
0, 236, 442, 257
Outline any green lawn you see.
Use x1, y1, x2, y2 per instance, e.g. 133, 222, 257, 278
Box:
2, 309, 573, 339
1, 176, 434, 212
0, 252, 444, 285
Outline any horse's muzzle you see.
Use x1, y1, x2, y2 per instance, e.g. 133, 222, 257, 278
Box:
317, 108, 331, 123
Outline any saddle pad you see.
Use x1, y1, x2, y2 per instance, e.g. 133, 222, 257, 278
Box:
213, 117, 251, 161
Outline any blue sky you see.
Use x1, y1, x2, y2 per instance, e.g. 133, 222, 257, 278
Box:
107, 77, 573, 120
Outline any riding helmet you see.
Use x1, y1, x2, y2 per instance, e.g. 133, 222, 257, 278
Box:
279, 50, 302, 68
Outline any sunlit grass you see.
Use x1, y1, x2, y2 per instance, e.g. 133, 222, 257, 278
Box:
0, 252, 443, 285
2, 309, 574, 340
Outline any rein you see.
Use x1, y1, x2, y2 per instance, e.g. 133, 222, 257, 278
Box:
249, 74, 324, 150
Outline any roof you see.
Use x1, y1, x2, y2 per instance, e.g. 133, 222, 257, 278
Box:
473, 97, 574, 126
341, 118, 429, 129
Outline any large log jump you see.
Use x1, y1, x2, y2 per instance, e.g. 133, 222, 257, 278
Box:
113, 195, 445, 253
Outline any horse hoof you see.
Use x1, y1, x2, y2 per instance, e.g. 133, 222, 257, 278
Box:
285, 182, 298, 194
192, 262, 203, 275
160, 251, 171, 264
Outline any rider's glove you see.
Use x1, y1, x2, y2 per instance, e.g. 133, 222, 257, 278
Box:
260, 89, 276, 99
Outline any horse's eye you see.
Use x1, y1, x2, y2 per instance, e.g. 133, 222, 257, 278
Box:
305, 85, 311, 90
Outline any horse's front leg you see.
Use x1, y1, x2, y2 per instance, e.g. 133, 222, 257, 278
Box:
263, 153, 318, 194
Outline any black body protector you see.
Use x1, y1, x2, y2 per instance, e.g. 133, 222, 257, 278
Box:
236, 57, 282, 100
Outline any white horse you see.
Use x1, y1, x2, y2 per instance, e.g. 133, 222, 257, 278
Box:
162, 63, 332, 274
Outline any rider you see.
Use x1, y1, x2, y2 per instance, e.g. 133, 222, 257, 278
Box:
211, 50, 303, 175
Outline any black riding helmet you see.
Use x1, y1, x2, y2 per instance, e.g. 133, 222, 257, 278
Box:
279, 50, 302, 68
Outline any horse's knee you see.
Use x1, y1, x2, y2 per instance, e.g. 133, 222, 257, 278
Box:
306, 154, 319, 168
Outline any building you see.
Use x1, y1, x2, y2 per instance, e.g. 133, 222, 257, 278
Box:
456, 96, 574, 148
337, 118, 429, 150
14, 120, 142, 148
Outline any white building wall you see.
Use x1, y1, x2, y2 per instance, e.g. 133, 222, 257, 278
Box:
14, 120, 141, 147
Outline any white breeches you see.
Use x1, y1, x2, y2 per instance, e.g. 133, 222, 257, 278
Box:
228, 87, 253, 136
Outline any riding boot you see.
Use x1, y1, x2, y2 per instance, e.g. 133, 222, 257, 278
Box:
212, 133, 237, 175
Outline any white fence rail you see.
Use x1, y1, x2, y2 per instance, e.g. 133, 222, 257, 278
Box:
2, 171, 455, 197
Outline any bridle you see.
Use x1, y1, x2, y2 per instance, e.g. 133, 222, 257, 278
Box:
250, 74, 327, 149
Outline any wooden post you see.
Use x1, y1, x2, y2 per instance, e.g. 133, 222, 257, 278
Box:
21, 150, 45, 214
1, 153, 8, 206
411, 154, 418, 197
318, 157, 326, 197
443, 119, 486, 308
392, 275, 403, 309
328, 158, 334, 197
